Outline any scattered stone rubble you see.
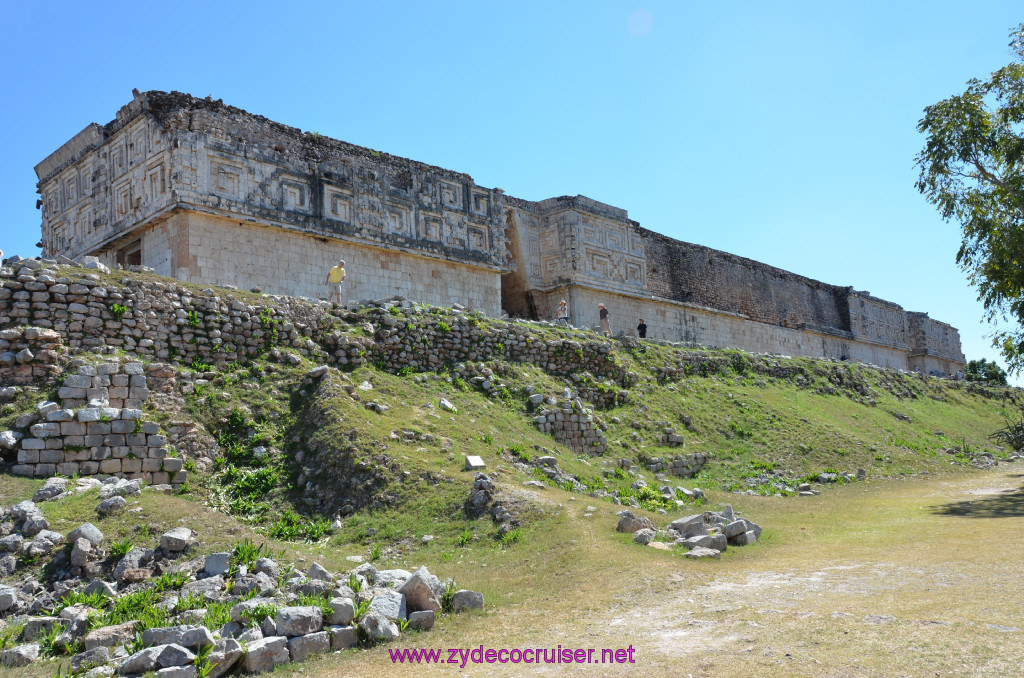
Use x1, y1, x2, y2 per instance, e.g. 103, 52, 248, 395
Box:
464, 473, 520, 536
0, 494, 485, 674
615, 505, 761, 559
729, 469, 866, 497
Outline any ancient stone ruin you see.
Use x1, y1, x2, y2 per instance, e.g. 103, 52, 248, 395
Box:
35, 90, 963, 376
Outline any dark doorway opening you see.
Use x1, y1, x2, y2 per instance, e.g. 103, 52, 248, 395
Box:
499, 212, 537, 319
117, 239, 142, 268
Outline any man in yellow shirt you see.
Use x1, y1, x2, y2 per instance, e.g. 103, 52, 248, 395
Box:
325, 259, 346, 305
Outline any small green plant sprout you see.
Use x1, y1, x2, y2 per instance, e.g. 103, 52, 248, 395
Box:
480, 433, 494, 444
194, 644, 216, 678
498, 527, 523, 547
370, 544, 382, 561
152, 571, 189, 593
353, 599, 372, 621
347, 573, 363, 593
110, 537, 134, 558
176, 592, 206, 613
191, 356, 213, 372
38, 622, 65, 657
202, 602, 232, 629
231, 537, 270, 568
441, 581, 457, 614
240, 602, 279, 628
399, 618, 411, 632
0, 622, 26, 652
456, 528, 473, 547
124, 630, 146, 655
110, 302, 129, 321
296, 593, 334, 618
187, 309, 202, 327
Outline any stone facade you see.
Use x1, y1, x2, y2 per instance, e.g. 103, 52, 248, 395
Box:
35, 90, 964, 376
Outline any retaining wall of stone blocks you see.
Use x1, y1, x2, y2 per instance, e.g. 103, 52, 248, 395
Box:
4, 359, 186, 487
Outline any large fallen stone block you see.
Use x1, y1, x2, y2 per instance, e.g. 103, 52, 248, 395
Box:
275, 606, 322, 637
398, 566, 441, 614
1, 643, 40, 667
206, 638, 243, 678
407, 610, 435, 631
243, 636, 289, 674
287, 631, 329, 662
667, 514, 707, 538
328, 597, 354, 626
160, 528, 194, 553
142, 625, 215, 650
452, 590, 484, 612
85, 620, 141, 650
358, 612, 399, 643
328, 625, 359, 649
616, 511, 655, 533
368, 589, 406, 622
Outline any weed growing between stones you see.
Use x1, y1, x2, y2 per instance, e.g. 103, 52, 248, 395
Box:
109, 537, 133, 558
109, 302, 129, 321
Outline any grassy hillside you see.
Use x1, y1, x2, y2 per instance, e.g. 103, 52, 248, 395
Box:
89, 315, 1020, 562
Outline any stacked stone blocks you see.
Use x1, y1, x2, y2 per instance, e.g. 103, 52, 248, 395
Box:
531, 395, 609, 456
8, 360, 185, 487
642, 452, 708, 478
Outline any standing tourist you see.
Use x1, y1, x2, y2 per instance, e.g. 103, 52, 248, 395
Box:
325, 259, 346, 305
556, 300, 570, 326
598, 303, 611, 336
637, 318, 647, 338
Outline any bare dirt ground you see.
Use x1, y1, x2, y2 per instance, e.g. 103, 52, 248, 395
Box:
303, 469, 1024, 678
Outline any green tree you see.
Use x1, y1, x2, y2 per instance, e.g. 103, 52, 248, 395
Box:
915, 23, 1024, 371
963, 358, 1008, 385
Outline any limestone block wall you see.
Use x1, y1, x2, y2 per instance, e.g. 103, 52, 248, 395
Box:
0, 261, 625, 388
6, 359, 186, 487
0, 326, 65, 386
847, 293, 909, 351
643, 452, 708, 478
531, 395, 610, 456
907, 312, 965, 375
127, 212, 502, 315
639, 229, 850, 331
550, 286, 912, 369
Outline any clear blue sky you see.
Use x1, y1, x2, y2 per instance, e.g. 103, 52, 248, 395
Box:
1, 1, 1021, 378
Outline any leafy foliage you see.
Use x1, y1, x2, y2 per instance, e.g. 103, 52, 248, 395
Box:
265, 509, 332, 542
109, 537, 134, 558
964, 358, 1008, 385
231, 537, 271, 568
915, 24, 1024, 371
991, 410, 1024, 451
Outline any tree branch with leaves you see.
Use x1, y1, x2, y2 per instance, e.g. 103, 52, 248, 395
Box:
916, 23, 1024, 372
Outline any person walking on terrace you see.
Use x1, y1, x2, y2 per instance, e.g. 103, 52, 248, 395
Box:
555, 299, 570, 326
598, 303, 611, 336
326, 259, 346, 305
